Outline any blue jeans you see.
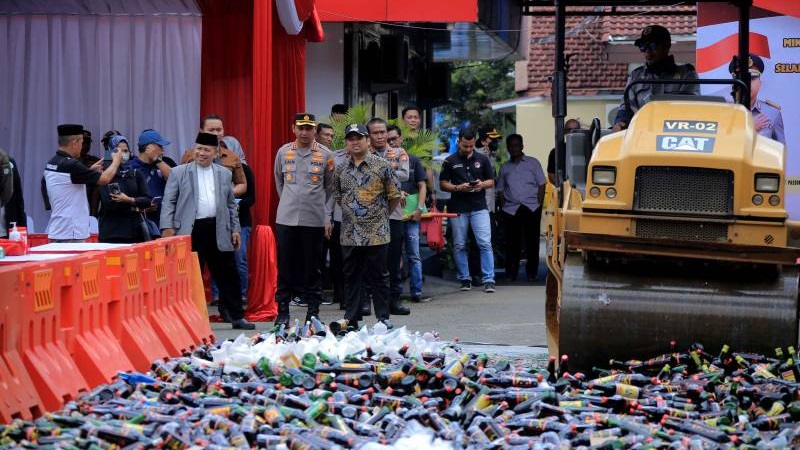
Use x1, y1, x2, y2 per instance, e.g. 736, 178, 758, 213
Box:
450, 209, 495, 283
211, 225, 251, 299
404, 221, 423, 297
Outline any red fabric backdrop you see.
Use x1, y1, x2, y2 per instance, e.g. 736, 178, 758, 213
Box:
198, 0, 254, 160
198, 0, 321, 226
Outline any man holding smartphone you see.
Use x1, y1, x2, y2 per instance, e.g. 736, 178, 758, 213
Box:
44, 124, 123, 242
439, 128, 497, 293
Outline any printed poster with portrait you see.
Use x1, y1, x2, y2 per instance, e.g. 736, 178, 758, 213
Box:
697, 1, 800, 218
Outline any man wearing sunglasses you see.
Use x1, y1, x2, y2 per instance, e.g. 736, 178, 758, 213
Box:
612, 25, 699, 132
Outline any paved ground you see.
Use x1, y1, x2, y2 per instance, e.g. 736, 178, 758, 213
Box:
211, 274, 549, 353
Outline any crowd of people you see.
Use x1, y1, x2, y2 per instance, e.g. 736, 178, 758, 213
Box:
0, 24, 778, 332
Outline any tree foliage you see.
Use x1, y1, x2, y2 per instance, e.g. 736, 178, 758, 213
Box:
438, 59, 516, 134
325, 103, 438, 167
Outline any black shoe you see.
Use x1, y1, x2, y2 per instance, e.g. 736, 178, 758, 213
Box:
360, 303, 371, 317
411, 296, 431, 303
305, 311, 320, 324
484, 282, 496, 293
274, 313, 290, 327
460, 280, 472, 291
346, 319, 360, 332
218, 307, 233, 323
290, 297, 308, 307
321, 298, 334, 306
232, 318, 256, 330
390, 303, 411, 315
379, 318, 395, 330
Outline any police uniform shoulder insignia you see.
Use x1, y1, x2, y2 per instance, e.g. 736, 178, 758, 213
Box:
399, 151, 409, 161
327, 158, 335, 171
764, 99, 781, 110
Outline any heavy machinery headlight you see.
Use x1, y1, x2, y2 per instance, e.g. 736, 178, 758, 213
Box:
589, 186, 601, 198
769, 195, 780, 206
592, 167, 616, 186
606, 188, 618, 199
754, 174, 780, 193
752, 194, 764, 205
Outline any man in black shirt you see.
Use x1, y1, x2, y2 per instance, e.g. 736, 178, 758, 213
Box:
439, 129, 497, 293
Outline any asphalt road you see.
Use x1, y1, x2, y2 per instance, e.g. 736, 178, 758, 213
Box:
211, 275, 549, 352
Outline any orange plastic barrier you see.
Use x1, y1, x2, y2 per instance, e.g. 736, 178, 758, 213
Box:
59, 253, 134, 387
104, 247, 169, 372
0, 266, 43, 422
245, 225, 278, 322
136, 240, 196, 356
17, 262, 88, 411
191, 252, 211, 319
165, 238, 214, 346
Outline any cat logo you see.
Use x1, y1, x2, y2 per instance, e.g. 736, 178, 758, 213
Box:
656, 135, 716, 153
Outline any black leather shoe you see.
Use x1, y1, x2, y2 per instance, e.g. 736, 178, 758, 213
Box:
379, 318, 395, 330
273, 314, 290, 327
360, 303, 371, 317
232, 318, 256, 330
389, 303, 411, 315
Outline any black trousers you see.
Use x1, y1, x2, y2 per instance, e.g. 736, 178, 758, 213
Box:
329, 221, 344, 304
275, 224, 324, 314
387, 219, 405, 303
502, 205, 542, 280
191, 218, 244, 321
342, 244, 390, 321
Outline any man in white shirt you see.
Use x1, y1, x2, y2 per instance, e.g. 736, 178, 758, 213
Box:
161, 132, 254, 330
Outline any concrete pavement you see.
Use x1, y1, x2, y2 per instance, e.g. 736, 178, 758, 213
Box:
211, 275, 549, 352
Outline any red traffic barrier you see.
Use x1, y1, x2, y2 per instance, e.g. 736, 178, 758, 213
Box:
18, 263, 88, 411
0, 266, 43, 422
59, 253, 134, 387
104, 248, 169, 372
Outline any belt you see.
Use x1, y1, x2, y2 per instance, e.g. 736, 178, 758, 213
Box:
195, 217, 216, 225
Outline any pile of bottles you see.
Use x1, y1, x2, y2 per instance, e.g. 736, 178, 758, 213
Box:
2, 323, 800, 448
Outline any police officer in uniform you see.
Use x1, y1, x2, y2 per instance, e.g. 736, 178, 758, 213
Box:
613, 25, 699, 131
273, 113, 335, 326
729, 53, 785, 146
366, 117, 411, 316
44, 124, 123, 242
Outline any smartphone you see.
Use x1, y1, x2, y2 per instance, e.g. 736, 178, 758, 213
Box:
468, 180, 479, 186
109, 183, 121, 196
104, 147, 117, 163
151, 196, 163, 206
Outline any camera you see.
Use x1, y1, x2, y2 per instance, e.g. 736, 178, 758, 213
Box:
109, 183, 121, 196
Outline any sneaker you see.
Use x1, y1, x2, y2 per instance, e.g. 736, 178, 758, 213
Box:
290, 297, 308, 307
410, 296, 431, 303
379, 318, 395, 330
320, 298, 334, 306
460, 280, 472, 291
484, 282, 496, 293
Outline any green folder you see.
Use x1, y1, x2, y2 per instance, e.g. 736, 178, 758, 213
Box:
403, 193, 428, 217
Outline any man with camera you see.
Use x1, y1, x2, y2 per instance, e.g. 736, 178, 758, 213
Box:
439, 128, 497, 293
44, 124, 123, 243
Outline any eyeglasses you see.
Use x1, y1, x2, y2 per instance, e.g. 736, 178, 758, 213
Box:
387, 137, 399, 142
638, 42, 659, 52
